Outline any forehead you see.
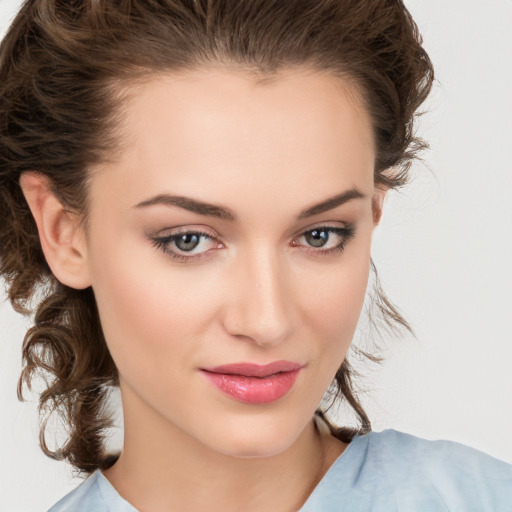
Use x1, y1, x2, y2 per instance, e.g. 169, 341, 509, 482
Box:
91, 67, 376, 217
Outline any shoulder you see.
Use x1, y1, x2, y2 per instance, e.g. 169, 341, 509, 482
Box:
301, 429, 512, 512
364, 429, 512, 482
364, 430, 512, 510
47, 472, 105, 512
47, 470, 137, 512
363, 429, 511, 469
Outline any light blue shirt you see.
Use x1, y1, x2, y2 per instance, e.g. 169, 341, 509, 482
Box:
48, 430, 512, 511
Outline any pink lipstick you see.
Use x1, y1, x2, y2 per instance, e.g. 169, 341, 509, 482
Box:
201, 361, 302, 404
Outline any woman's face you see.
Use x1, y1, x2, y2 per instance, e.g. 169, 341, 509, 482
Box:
85, 67, 379, 458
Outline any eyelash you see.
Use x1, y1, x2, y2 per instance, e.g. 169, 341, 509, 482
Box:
149, 225, 355, 264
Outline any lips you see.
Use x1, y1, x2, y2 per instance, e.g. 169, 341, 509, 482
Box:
200, 361, 303, 404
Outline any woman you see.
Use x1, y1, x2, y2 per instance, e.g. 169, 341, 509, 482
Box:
0, 0, 511, 511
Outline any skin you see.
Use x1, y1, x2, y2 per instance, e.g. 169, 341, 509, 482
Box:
21, 67, 385, 511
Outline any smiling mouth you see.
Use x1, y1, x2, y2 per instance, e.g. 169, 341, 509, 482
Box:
200, 361, 303, 404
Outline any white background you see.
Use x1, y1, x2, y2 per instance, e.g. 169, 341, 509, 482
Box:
1, 0, 511, 510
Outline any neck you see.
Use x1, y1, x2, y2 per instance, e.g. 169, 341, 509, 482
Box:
103, 387, 346, 512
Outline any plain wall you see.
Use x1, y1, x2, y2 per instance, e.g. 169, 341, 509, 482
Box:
0, 0, 511, 510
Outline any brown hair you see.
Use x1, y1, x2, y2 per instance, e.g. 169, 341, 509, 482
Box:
0, 0, 433, 473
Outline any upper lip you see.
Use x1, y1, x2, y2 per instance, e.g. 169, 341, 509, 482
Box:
201, 360, 303, 378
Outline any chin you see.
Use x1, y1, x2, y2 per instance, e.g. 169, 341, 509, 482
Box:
202, 414, 309, 460
218, 437, 296, 460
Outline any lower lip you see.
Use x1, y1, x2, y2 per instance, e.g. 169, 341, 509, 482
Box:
201, 369, 301, 404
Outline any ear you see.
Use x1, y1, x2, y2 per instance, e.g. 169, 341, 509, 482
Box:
19, 171, 91, 289
371, 185, 388, 227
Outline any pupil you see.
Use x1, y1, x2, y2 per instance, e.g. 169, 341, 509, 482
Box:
176, 233, 200, 252
307, 230, 328, 247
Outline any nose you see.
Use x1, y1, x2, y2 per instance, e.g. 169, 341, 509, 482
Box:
222, 246, 295, 348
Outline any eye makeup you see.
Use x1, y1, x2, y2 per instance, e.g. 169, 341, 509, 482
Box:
292, 225, 355, 257
148, 223, 356, 264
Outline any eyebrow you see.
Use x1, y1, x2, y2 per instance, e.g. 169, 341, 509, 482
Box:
134, 188, 365, 221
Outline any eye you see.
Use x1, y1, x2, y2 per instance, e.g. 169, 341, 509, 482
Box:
294, 225, 355, 255
150, 229, 221, 262
150, 224, 355, 263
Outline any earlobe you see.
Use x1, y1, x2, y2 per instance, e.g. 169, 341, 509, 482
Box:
19, 172, 91, 289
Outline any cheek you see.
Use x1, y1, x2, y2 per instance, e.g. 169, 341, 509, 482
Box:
303, 248, 371, 343
88, 234, 217, 373
297, 246, 372, 397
